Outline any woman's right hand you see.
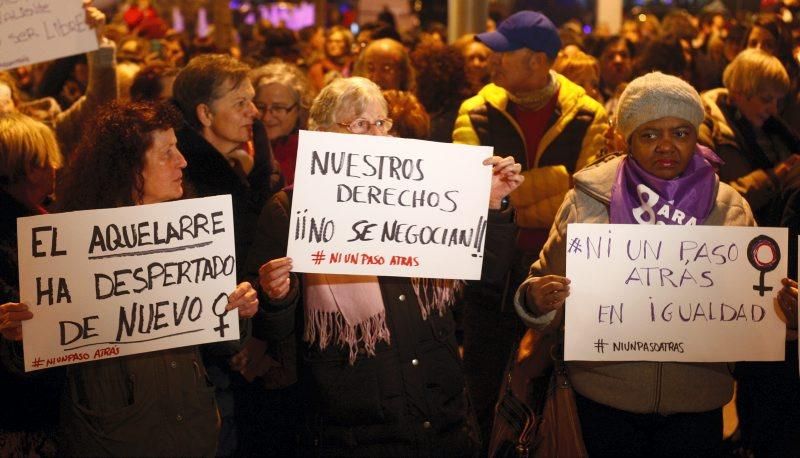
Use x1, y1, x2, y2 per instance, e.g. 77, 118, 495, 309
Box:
0, 302, 33, 341
258, 257, 293, 301
527, 275, 571, 315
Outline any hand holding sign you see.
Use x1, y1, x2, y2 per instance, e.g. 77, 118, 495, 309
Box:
0, 302, 32, 341
258, 257, 293, 301
226, 282, 259, 318
777, 277, 798, 331
527, 275, 571, 314
485, 156, 524, 210
83, 0, 106, 43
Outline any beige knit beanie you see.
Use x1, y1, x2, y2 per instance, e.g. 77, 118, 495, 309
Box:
616, 71, 705, 140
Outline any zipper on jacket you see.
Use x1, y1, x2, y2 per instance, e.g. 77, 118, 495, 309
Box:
494, 105, 529, 164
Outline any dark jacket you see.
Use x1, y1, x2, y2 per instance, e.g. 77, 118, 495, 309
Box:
246, 190, 521, 456
176, 117, 282, 280
59, 346, 218, 457
0, 191, 65, 436
700, 88, 800, 226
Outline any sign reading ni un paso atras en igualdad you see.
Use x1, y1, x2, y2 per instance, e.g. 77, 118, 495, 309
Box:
565, 223, 787, 362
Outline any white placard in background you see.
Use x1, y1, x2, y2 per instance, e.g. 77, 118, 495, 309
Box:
288, 130, 494, 280
18, 196, 239, 372
565, 223, 787, 362
1, 0, 98, 71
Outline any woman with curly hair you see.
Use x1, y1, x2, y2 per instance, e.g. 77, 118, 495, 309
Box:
2, 101, 259, 456
382, 89, 430, 140
411, 44, 471, 142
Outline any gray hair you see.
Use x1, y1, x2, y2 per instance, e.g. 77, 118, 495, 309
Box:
308, 77, 387, 131
250, 61, 316, 128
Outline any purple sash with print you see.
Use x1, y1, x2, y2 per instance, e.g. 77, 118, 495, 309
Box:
609, 146, 717, 225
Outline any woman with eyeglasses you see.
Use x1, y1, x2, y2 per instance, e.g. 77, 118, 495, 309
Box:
251, 62, 316, 186
243, 77, 523, 456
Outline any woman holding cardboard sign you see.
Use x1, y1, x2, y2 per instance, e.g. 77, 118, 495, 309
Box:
510, 72, 800, 456
250, 76, 523, 456
1, 101, 259, 456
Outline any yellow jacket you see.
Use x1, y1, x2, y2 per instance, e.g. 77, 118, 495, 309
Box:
453, 75, 607, 229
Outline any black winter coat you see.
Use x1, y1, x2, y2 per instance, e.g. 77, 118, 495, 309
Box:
244, 190, 522, 456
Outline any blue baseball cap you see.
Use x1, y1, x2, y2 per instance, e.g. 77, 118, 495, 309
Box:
476, 11, 561, 60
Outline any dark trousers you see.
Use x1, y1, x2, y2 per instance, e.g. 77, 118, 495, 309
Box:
462, 250, 534, 449
736, 343, 800, 458
575, 393, 723, 457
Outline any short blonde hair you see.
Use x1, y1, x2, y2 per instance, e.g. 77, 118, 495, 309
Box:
0, 112, 62, 185
308, 77, 387, 131
723, 48, 790, 97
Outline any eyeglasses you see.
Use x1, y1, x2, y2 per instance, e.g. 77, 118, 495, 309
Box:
256, 103, 297, 117
337, 118, 393, 134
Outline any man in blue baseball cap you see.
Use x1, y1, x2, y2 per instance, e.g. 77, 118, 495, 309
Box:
452, 10, 608, 445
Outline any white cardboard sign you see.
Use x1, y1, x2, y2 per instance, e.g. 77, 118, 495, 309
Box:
287, 130, 494, 280
18, 196, 239, 372
565, 223, 787, 362
0, 0, 98, 71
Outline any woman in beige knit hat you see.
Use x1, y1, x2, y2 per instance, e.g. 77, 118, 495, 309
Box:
513, 71, 795, 456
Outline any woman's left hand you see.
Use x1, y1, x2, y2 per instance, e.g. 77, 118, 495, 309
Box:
484, 156, 524, 210
777, 277, 798, 330
226, 282, 259, 319
83, 0, 106, 43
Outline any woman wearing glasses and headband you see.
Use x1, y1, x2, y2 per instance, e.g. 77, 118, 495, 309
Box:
251, 62, 316, 186
245, 77, 523, 456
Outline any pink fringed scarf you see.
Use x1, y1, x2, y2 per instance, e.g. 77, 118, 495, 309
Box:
303, 274, 463, 364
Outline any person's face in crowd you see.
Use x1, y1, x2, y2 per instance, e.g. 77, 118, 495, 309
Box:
362, 41, 405, 90
621, 20, 640, 45
162, 39, 186, 66
255, 82, 300, 140
353, 30, 373, 55
331, 98, 391, 137
731, 88, 784, 129
600, 40, 632, 91
462, 41, 491, 89
326, 31, 348, 59
0, 83, 15, 113
26, 164, 56, 207
723, 35, 744, 62
489, 48, 548, 94
200, 78, 258, 153
139, 128, 187, 205
629, 116, 697, 180
570, 68, 602, 103
747, 26, 778, 56
710, 14, 725, 35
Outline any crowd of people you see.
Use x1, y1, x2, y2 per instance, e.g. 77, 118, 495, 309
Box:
1, 0, 800, 456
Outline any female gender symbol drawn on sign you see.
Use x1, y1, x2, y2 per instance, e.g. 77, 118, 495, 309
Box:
747, 235, 781, 297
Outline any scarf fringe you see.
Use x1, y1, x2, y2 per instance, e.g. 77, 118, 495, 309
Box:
410, 279, 464, 319
304, 308, 391, 365
304, 279, 463, 365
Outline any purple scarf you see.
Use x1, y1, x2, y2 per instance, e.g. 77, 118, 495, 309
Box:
610, 146, 718, 225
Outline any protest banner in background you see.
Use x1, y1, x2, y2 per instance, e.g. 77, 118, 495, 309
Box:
287, 130, 494, 280
1, 0, 98, 71
565, 223, 787, 362
17, 196, 239, 372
